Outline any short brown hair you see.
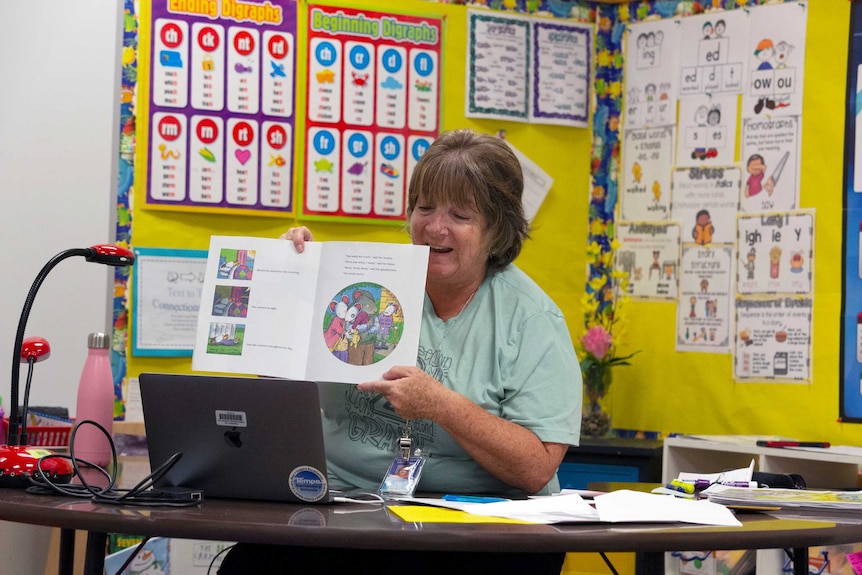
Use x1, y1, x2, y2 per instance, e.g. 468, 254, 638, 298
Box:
407, 129, 529, 274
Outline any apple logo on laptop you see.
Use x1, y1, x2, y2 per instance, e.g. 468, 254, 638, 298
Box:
224, 429, 243, 448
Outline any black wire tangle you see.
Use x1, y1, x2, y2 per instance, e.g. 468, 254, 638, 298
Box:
27, 420, 197, 507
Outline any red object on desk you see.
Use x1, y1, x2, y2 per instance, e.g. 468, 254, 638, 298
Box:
756, 441, 830, 448
1, 418, 71, 447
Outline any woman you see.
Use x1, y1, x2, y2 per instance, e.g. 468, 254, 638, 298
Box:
219, 128, 581, 574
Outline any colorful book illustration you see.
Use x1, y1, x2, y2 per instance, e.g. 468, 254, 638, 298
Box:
193, 237, 429, 384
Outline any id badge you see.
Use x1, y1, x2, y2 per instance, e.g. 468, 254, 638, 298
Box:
378, 455, 425, 498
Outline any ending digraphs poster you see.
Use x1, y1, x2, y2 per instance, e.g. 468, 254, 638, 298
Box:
301, 5, 443, 224
139, 1, 298, 216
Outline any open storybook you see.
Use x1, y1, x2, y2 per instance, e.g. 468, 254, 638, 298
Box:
191, 236, 429, 384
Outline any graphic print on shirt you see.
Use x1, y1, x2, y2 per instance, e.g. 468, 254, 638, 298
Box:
342, 386, 433, 455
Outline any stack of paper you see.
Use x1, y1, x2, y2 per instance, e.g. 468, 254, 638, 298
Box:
706, 485, 862, 510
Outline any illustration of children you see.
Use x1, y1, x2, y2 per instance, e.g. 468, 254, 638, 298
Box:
706, 105, 721, 127
743, 247, 756, 280
755, 39, 775, 70
377, 303, 399, 349
744, 154, 775, 198
790, 252, 805, 273
694, 105, 709, 126
769, 246, 782, 279
692, 210, 714, 246
649, 250, 661, 278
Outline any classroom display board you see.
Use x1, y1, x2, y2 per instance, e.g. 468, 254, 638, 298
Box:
139, 1, 298, 216
841, 3, 862, 421
464, 9, 591, 127
300, 5, 443, 223
614, 2, 814, 383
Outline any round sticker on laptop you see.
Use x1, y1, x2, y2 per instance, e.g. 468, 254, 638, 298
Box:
289, 466, 328, 502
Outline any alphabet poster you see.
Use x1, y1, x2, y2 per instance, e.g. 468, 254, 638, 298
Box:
140, 1, 298, 215
301, 5, 442, 223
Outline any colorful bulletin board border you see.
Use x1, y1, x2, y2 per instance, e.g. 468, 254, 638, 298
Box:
299, 4, 443, 225
137, 0, 298, 217
841, 2, 862, 421
132, 247, 208, 357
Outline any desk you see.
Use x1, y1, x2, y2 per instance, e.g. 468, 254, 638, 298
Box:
2, 487, 862, 575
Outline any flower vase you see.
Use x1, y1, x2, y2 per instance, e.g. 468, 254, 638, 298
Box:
580, 367, 613, 438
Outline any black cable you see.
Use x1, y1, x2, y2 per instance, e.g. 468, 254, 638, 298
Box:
20, 357, 35, 444
112, 536, 152, 575
27, 419, 199, 507
599, 551, 620, 575
208, 543, 237, 575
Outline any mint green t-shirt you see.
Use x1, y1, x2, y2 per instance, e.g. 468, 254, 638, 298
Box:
319, 265, 582, 496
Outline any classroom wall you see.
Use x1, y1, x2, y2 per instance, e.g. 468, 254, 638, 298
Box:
123, 0, 862, 445
0, 1, 123, 417
127, 0, 593, 383
610, 0, 857, 442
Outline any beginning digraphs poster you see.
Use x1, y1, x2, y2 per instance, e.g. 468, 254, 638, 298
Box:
301, 5, 443, 223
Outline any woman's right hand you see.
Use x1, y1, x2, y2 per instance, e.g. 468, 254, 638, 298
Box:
279, 226, 314, 253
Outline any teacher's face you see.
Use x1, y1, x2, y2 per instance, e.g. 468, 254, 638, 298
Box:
410, 197, 489, 287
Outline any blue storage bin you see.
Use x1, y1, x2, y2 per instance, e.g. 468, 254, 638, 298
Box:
557, 462, 639, 489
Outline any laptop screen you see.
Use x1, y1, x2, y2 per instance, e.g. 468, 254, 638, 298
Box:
138, 373, 332, 504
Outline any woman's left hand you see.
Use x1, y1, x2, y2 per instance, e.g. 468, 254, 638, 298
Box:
357, 366, 453, 420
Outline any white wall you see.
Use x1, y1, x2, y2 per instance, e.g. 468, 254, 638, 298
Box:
0, 1, 123, 419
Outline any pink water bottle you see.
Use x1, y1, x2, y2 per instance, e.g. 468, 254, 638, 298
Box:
74, 332, 114, 466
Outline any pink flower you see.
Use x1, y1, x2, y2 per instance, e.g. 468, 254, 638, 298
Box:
581, 326, 613, 361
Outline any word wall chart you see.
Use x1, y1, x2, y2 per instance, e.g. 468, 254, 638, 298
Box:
302, 5, 443, 223
464, 9, 591, 127
142, 1, 297, 216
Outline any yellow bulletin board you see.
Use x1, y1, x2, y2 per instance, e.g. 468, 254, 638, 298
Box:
610, 0, 860, 444
126, 0, 861, 448
126, 0, 592, 389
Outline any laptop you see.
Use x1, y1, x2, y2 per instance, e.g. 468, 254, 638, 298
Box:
138, 373, 333, 504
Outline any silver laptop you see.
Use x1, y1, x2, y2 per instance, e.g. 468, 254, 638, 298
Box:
138, 373, 333, 504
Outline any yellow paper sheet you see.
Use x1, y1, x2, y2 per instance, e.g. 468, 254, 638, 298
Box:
387, 505, 533, 524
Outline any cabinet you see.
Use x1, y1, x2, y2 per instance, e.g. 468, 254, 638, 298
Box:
662, 435, 860, 489
560, 437, 663, 489
662, 435, 862, 575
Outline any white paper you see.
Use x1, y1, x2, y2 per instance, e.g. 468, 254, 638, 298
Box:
407, 492, 741, 527
507, 141, 553, 223
594, 490, 741, 526
192, 237, 429, 384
